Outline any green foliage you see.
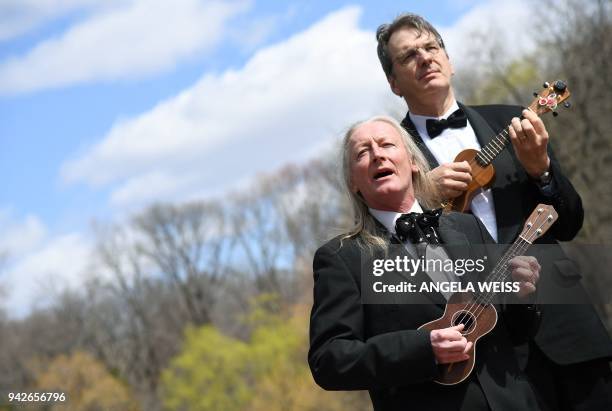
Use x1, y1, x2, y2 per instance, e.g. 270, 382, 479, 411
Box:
161, 327, 252, 411
160, 295, 299, 411
161, 297, 371, 411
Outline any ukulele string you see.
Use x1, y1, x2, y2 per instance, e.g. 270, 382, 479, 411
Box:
455, 239, 527, 327
456, 230, 531, 321
455, 215, 547, 329
468, 216, 549, 322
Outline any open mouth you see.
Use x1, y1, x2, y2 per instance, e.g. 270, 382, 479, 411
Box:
374, 170, 393, 180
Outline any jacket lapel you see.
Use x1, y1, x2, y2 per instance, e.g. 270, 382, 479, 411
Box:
400, 114, 440, 168
437, 215, 483, 286
437, 221, 472, 260
377, 222, 447, 308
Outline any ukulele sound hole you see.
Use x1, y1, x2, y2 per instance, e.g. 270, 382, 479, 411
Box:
452, 310, 476, 334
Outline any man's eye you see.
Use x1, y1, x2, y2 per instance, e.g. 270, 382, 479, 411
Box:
402, 52, 416, 63
357, 149, 367, 158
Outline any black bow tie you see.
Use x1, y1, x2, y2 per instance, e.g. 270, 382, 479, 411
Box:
425, 108, 467, 138
395, 208, 443, 245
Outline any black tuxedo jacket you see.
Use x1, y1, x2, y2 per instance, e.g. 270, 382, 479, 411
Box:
309, 212, 541, 411
400, 104, 612, 364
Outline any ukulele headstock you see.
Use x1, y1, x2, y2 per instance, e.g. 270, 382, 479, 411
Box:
528, 80, 571, 117
519, 204, 558, 243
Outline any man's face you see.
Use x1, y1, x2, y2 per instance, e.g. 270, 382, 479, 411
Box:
386, 28, 454, 103
349, 120, 419, 211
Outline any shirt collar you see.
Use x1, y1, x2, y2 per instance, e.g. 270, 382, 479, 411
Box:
408, 100, 460, 139
369, 201, 424, 235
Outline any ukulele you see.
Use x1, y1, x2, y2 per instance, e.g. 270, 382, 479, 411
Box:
444, 80, 571, 212
418, 204, 558, 385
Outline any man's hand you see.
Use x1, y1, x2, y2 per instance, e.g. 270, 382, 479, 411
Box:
509, 256, 541, 298
508, 109, 551, 178
427, 162, 472, 199
430, 324, 473, 364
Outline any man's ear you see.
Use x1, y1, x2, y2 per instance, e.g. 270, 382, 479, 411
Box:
388, 74, 402, 97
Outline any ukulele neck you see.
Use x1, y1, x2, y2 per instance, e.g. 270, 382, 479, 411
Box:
475, 235, 531, 304
475, 127, 512, 167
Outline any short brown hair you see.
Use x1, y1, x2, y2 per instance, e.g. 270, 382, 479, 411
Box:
376, 13, 446, 78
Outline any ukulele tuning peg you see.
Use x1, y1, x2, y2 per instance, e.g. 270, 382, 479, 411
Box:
543, 81, 550, 88
552, 111, 559, 117
533, 92, 539, 97
564, 101, 571, 108
553, 80, 567, 92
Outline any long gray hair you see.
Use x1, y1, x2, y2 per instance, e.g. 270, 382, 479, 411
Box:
340, 115, 441, 251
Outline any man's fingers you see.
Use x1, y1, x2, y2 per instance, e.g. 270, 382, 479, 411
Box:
510, 256, 540, 284
443, 177, 470, 190
511, 117, 523, 137
508, 124, 518, 142
512, 266, 534, 282
521, 119, 538, 141
517, 281, 537, 297
448, 171, 472, 184
431, 326, 473, 364
440, 338, 468, 352
522, 109, 547, 136
448, 161, 472, 173
431, 324, 464, 342
436, 330, 464, 342
431, 163, 473, 199
527, 256, 541, 273
438, 163, 472, 183
509, 256, 530, 269
436, 339, 473, 363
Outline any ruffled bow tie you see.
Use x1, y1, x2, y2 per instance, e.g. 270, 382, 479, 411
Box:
395, 208, 443, 245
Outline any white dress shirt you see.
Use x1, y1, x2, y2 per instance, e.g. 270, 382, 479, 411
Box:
369, 202, 460, 299
409, 102, 499, 242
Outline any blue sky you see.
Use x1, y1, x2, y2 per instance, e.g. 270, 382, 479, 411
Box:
0, 0, 532, 316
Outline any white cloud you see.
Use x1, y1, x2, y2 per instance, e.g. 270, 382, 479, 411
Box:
0, 0, 538, 318
61, 6, 399, 208
0, 232, 92, 318
439, 0, 535, 71
0, 209, 91, 318
109, 170, 203, 209
0, 0, 250, 95
60, 1, 534, 210
0, 0, 115, 41
0, 208, 47, 259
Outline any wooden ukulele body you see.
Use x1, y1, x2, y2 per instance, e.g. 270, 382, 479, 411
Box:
417, 203, 560, 385
418, 291, 498, 385
445, 149, 495, 212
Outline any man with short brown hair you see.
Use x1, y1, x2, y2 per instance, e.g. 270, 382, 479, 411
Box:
375, 12, 612, 410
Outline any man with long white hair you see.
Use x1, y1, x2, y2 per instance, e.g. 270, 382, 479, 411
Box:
308, 115, 542, 411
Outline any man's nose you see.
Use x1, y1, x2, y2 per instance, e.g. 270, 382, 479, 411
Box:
417, 49, 433, 65
371, 145, 386, 161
